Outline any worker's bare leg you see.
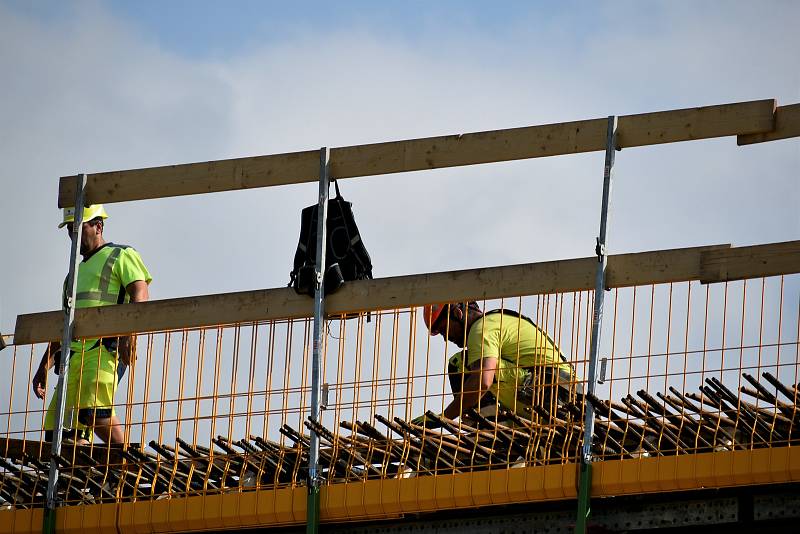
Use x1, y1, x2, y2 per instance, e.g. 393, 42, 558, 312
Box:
92, 415, 124, 444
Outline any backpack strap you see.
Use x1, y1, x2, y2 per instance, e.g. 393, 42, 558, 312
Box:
328, 182, 373, 280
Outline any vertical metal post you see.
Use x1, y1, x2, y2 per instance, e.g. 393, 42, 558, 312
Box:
575, 117, 617, 533
44, 174, 86, 534
307, 148, 330, 534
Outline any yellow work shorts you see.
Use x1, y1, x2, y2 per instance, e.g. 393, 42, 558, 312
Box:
44, 346, 121, 432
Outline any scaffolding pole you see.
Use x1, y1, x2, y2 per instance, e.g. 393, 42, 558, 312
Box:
307, 147, 330, 534
575, 116, 617, 534
43, 174, 87, 534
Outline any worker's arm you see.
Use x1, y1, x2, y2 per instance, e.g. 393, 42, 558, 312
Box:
126, 280, 149, 303
32, 342, 61, 400
443, 356, 497, 420
117, 280, 150, 366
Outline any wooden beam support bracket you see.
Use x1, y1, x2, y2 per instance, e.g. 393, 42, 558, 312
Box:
699, 240, 800, 284
738, 103, 800, 145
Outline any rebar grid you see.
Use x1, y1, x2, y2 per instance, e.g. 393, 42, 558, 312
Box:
0, 275, 797, 509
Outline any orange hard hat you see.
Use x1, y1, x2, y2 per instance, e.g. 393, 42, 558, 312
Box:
422, 304, 448, 335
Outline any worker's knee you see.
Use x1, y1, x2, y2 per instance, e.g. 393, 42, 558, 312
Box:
77, 408, 113, 426
44, 428, 92, 443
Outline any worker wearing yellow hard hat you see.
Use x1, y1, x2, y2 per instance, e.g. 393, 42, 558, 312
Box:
33, 204, 153, 445
57, 204, 109, 229
412, 302, 577, 428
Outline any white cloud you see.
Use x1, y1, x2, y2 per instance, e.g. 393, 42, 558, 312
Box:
1, 0, 797, 337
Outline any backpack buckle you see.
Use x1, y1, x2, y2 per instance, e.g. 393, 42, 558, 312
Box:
324, 263, 345, 294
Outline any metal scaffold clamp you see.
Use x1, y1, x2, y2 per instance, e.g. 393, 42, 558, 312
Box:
595, 237, 605, 261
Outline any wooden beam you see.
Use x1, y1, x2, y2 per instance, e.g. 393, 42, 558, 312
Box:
328, 117, 609, 182
700, 240, 800, 283
59, 149, 320, 208
738, 103, 800, 145
14, 287, 315, 345
16, 241, 799, 346
58, 99, 777, 207
612, 98, 774, 147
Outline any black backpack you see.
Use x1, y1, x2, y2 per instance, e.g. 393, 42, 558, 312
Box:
289, 181, 373, 296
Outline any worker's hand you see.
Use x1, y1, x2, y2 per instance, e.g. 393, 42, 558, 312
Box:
117, 336, 136, 367
32, 365, 47, 400
410, 412, 443, 429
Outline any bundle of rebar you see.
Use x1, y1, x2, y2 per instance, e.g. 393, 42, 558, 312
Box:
0, 371, 797, 509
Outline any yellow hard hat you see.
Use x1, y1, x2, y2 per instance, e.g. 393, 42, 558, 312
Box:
58, 204, 108, 229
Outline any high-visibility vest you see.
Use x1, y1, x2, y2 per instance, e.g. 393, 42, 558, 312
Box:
62, 243, 150, 354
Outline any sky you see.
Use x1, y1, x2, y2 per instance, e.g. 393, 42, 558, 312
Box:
0, 0, 798, 339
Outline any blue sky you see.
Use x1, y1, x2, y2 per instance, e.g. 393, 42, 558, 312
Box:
100, 1, 532, 58
7, 1, 626, 61
107, 1, 605, 59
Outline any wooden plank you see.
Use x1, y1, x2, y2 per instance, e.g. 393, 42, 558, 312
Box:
329, 118, 608, 180
616, 99, 774, 147
738, 103, 800, 145
59, 149, 320, 207
58, 99, 777, 207
12, 243, 739, 345
13, 310, 61, 345
607, 244, 730, 287
326, 256, 599, 314
14, 287, 314, 345
15, 241, 799, 345
700, 240, 800, 283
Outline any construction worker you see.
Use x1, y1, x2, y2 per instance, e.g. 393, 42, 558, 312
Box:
412, 302, 576, 427
445, 350, 502, 420
32, 204, 151, 444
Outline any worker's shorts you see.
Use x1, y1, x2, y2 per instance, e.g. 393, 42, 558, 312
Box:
43, 346, 122, 434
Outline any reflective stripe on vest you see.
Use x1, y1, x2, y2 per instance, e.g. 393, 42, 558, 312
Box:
75, 246, 124, 304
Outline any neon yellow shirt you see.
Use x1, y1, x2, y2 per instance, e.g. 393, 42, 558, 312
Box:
46, 243, 151, 432
64, 243, 152, 353
465, 312, 572, 412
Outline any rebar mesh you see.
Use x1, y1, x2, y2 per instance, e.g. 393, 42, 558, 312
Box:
0, 276, 797, 509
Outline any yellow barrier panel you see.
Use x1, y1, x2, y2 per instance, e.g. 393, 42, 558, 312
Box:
2, 447, 797, 534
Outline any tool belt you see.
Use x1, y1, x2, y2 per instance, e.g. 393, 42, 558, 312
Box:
516, 365, 581, 411
54, 338, 122, 375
